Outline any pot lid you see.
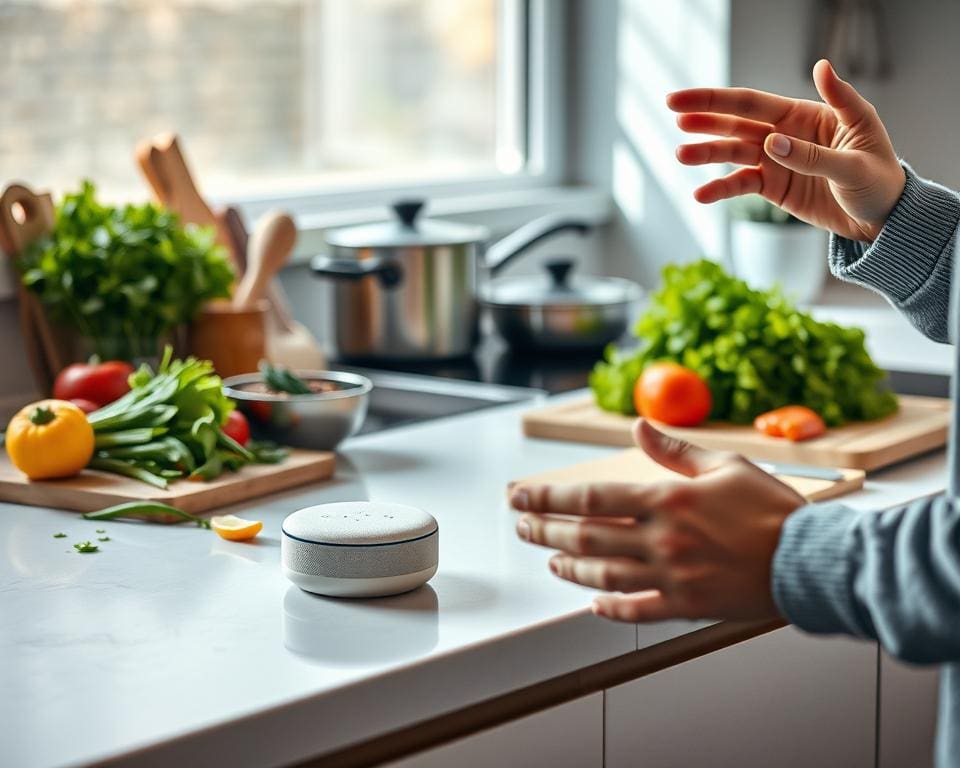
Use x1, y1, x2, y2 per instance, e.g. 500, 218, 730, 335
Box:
325, 199, 489, 249
480, 259, 642, 308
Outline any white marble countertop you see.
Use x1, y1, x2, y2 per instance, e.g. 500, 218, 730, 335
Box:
0, 391, 949, 768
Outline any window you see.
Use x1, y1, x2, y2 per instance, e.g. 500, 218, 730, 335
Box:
0, 0, 531, 203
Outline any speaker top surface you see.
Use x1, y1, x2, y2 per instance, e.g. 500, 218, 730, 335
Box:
282, 501, 438, 547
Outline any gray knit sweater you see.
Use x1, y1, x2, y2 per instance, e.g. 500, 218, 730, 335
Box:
771, 164, 960, 766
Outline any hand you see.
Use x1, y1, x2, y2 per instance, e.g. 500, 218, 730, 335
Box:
667, 59, 905, 242
511, 420, 805, 622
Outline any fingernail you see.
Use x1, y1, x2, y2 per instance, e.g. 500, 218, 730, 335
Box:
591, 600, 606, 617
549, 557, 560, 575
769, 134, 791, 157
516, 517, 531, 541
511, 489, 530, 511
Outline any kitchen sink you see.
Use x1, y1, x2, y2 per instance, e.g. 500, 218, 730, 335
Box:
341, 367, 546, 436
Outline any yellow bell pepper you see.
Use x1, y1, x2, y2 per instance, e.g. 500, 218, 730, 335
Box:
6, 399, 95, 480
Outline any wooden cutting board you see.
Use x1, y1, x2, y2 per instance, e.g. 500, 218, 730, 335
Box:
519, 448, 865, 503
0, 449, 335, 518
523, 395, 950, 471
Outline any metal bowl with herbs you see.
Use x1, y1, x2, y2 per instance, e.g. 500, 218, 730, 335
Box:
223, 364, 371, 451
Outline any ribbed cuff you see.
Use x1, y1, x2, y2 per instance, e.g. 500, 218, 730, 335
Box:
829, 163, 960, 306
772, 503, 873, 637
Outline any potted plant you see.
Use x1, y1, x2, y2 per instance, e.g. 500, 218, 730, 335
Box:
729, 195, 827, 304
18, 181, 234, 364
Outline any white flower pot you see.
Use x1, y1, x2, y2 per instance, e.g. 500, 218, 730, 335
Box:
730, 220, 828, 304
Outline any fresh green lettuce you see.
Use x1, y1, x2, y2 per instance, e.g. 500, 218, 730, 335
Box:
590, 260, 898, 425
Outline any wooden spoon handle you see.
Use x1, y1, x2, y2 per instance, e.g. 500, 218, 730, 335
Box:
234, 212, 297, 310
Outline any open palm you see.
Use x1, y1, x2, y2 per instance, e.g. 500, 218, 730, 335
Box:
667, 60, 905, 242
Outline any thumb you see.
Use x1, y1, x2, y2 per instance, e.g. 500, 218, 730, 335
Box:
763, 132, 863, 185
812, 59, 876, 127
633, 418, 733, 478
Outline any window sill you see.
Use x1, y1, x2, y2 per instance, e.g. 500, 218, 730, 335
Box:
255, 185, 613, 266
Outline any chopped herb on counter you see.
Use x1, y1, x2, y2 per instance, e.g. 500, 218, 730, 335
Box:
83, 501, 212, 528
95, 529, 106, 534
97, 536, 110, 542
73, 541, 99, 553
53, 532, 67, 538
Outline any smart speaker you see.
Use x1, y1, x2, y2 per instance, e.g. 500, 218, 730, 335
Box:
281, 502, 438, 597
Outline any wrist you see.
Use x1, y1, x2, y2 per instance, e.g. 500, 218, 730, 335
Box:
860, 163, 907, 241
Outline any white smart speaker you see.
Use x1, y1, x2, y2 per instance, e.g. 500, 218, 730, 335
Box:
281, 501, 439, 597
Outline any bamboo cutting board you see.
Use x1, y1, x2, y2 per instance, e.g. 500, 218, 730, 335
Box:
0, 449, 335, 518
523, 395, 950, 471
519, 448, 865, 503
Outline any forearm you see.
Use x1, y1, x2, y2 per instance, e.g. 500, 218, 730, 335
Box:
830, 163, 959, 343
772, 494, 960, 664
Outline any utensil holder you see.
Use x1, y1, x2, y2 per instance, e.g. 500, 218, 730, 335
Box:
189, 299, 267, 378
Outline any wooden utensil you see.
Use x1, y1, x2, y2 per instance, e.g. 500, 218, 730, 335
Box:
0, 184, 66, 392
522, 395, 951, 472
233, 211, 297, 309
517, 448, 865, 504
0, 448, 335, 517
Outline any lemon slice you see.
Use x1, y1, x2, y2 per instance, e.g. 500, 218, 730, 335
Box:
210, 515, 263, 541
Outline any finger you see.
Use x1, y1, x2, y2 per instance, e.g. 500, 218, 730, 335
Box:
517, 515, 653, 558
633, 418, 738, 478
592, 591, 678, 623
511, 481, 656, 517
763, 132, 863, 185
812, 59, 875, 127
691, 166, 763, 204
667, 87, 796, 125
676, 139, 762, 167
549, 555, 662, 593
676, 113, 772, 143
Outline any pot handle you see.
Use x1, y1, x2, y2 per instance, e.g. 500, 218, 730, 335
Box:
310, 255, 403, 289
485, 215, 592, 275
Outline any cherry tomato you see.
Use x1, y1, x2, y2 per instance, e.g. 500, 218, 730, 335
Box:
223, 409, 251, 447
53, 361, 135, 407
68, 398, 100, 414
634, 362, 712, 427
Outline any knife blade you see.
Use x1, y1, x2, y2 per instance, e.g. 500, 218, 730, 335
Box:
752, 461, 845, 482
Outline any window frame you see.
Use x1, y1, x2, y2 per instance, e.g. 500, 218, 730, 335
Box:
229, 0, 572, 226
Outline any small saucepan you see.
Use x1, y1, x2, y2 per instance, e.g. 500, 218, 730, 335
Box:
479, 258, 643, 351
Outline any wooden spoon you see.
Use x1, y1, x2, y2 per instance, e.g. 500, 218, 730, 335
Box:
233, 211, 297, 310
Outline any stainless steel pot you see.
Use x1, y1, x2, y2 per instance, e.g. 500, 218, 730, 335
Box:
311, 200, 591, 361
480, 259, 643, 351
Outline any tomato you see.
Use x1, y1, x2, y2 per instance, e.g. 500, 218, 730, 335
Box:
223, 409, 251, 447
53, 361, 135, 407
754, 405, 826, 442
68, 398, 100, 414
634, 362, 712, 427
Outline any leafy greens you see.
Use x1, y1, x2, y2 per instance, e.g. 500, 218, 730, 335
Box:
19, 181, 233, 360
590, 260, 898, 426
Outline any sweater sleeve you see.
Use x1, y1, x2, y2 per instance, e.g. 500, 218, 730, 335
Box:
829, 163, 960, 343
772, 495, 960, 665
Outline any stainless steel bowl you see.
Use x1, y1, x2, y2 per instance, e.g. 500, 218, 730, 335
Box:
222, 371, 372, 451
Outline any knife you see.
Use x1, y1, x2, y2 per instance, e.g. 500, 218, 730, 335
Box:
752, 461, 845, 482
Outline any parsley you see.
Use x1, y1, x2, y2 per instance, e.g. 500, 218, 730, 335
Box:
95, 529, 106, 534
53, 532, 67, 539
73, 541, 99, 554
97, 536, 110, 542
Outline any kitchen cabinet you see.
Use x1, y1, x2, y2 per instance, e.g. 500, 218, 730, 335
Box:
605, 627, 877, 768
878, 652, 940, 768
383, 693, 603, 768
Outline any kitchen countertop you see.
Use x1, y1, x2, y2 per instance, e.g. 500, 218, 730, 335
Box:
0, 390, 950, 768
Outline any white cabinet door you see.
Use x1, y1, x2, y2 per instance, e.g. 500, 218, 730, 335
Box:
383, 692, 603, 768
605, 627, 877, 768
878, 652, 940, 768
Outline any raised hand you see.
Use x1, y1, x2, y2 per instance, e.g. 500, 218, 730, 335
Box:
667, 59, 905, 242
511, 420, 805, 622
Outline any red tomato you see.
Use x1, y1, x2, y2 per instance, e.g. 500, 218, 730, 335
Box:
53, 361, 135, 407
68, 398, 100, 414
634, 362, 712, 427
223, 409, 251, 447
